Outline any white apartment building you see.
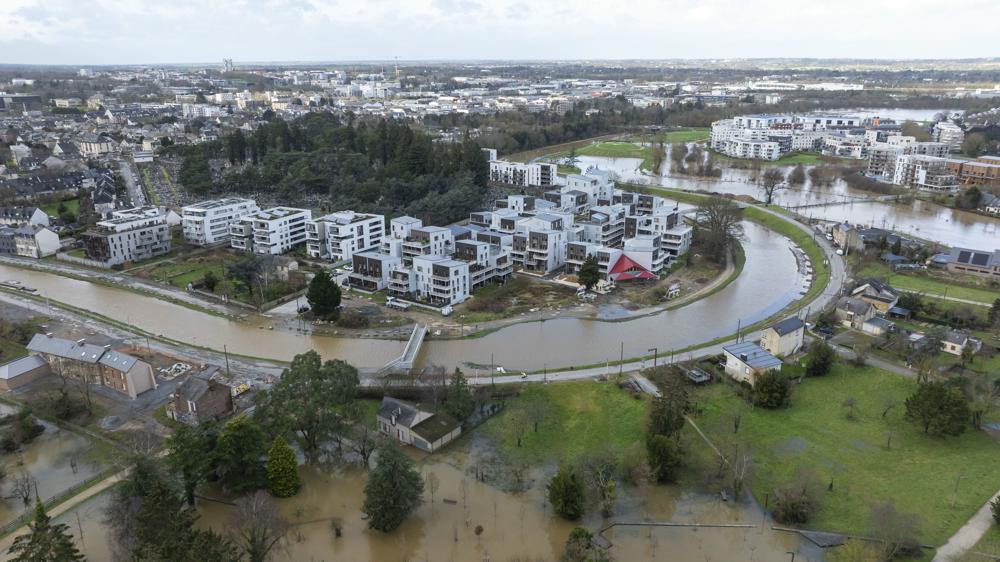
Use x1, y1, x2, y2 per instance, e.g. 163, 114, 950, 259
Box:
181, 198, 260, 246
350, 252, 402, 292
625, 208, 693, 259
400, 226, 454, 264
489, 160, 557, 187
389, 255, 471, 306
892, 155, 959, 192
453, 239, 513, 290
513, 229, 566, 274
306, 211, 384, 261
82, 207, 171, 266
229, 207, 312, 255
722, 139, 781, 161
0, 226, 60, 258
381, 216, 423, 257
933, 122, 965, 153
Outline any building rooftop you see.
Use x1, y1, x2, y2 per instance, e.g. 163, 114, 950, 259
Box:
0, 355, 47, 381
722, 342, 782, 370
769, 316, 805, 336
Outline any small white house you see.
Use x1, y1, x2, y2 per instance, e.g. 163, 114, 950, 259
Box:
376, 397, 461, 453
722, 342, 782, 387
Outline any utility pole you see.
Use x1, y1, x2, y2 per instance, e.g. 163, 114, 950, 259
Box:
736, 318, 742, 343
618, 341, 624, 378
224, 344, 231, 376
648, 347, 658, 368
490, 352, 495, 388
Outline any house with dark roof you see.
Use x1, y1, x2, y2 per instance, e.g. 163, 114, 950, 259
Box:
760, 316, 805, 357
0, 207, 48, 227
942, 331, 982, 357
722, 342, 782, 386
851, 278, 900, 315
947, 247, 1000, 279
166, 366, 233, 425
376, 396, 461, 453
26, 333, 157, 399
835, 296, 877, 330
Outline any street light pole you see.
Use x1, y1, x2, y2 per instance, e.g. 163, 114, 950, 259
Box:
648, 347, 658, 368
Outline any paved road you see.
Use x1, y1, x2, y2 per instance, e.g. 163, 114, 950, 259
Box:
119, 160, 145, 207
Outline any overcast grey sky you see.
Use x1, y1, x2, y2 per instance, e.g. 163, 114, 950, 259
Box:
3, 0, 999, 65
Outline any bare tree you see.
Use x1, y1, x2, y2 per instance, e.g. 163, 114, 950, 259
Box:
695, 197, 745, 264
870, 501, 922, 560
522, 394, 550, 433
350, 422, 379, 468
507, 409, 528, 448
230, 491, 290, 562
579, 449, 619, 517
10, 471, 35, 507
729, 445, 753, 499
760, 168, 785, 205
842, 397, 858, 421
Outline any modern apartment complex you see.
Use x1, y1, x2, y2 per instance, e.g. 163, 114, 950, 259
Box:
488, 159, 557, 187
82, 206, 171, 266
0, 225, 60, 258
229, 206, 311, 255
305, 210, 384, 261
933, 122, 965, 153
181, 197, 260, 246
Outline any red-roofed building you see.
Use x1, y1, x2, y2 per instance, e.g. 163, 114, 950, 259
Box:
608, 255, 657, 282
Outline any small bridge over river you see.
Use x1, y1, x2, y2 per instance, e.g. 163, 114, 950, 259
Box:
378, 323, 427, 375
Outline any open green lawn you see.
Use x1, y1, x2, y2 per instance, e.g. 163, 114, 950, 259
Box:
483, 381, 648, 463
967, 526, 1000, 559
689, 364, 1000, 545
659, 128, 711, 143
557, 164, 582, 176
39, 197, 80, 217
857, 263, 999, 305
577, 142, 649, 160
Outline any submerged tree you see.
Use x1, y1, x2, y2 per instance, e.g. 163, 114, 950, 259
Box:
695, 197, 744, 263
266, 435, 301, 498
230, 491, 290, 562
547, 465, 586, 520
362, 444, 424, 532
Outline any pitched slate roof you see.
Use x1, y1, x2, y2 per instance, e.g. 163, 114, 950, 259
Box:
27, 334, 104, 363
377, 397, 421, 428
769, 316, 805, 336
0, 355, 47, 381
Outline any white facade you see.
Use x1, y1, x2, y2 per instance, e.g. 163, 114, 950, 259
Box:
229, 207, 312, 255
83, 207, 171, 265
933, 122, 964, 153
306, 211, 384, 261
489, 160, 557, 187
181, 197, 260, 246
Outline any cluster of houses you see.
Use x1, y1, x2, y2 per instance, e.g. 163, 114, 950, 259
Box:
0, 206, 60, 258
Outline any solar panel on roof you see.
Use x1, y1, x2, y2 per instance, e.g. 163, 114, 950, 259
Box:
958, 250, 972, 263
972, 253, 990, 266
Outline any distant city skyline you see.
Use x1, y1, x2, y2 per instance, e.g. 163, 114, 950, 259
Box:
3, 0, 1000, 66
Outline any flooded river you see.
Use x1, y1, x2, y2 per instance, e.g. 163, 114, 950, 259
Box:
0, 221, 804, 371
42, 445, 822, 562
571, 140, 999, 249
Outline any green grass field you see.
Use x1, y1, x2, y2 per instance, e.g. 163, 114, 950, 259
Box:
483, 381, 648, 463
689, 364, 1000, 545
39, 197, 80, 217
557, 164, 582, 176
659, 128, 711, 143
857, 263, 999, 304
0, 337, 28, 363
577, 142, 649, 159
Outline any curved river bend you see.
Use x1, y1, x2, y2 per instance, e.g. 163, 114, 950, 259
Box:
0, 223, 804, 371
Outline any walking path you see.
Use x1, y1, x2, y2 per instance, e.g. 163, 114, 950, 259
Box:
933, 489, 1000, 561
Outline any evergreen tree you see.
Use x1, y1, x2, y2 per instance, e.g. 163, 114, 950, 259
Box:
805, 340, 835, 377
444, 368, 475, 422
905, 382, 971, 436
133, 477, 239, 562
306, 269, 341, 319
165, 421, 218, 506
754, 371, 791, 409
362, 444, 424, 532
648, 391, 688, 438
646, 434, 682, 483
577, 255, 601, 292
547, 465, 585, 520
215, 417, 268, 493
8, 499, 85, 562
891, 238, 903, 255
266, 436, 301, 498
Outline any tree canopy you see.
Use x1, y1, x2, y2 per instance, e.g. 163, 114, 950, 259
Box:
362, 444, 424, 532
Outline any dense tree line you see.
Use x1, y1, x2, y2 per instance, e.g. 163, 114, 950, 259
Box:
176, 113, 491, 226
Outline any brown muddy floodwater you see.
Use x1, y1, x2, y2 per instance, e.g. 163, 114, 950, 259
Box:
45, 445, 821, 562
0, 221, 805, 373
0, 403, 110, 527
